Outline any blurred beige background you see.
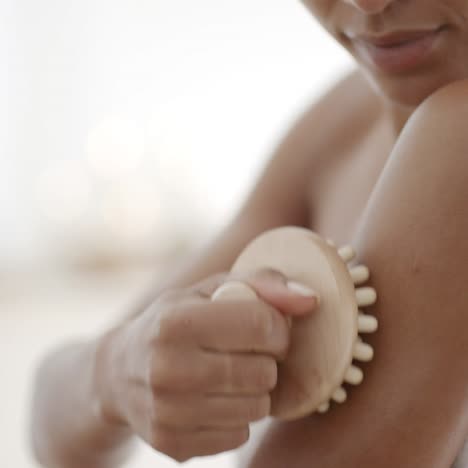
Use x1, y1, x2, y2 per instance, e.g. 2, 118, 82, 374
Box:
0, 1, 352, 466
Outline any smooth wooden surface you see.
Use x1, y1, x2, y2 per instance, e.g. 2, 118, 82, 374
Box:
221, 226, 359, 420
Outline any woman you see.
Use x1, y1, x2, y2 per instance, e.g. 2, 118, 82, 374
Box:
30, 1, 468, 467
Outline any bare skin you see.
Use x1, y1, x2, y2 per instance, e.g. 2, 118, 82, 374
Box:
31, 0, 468, 467
242, 77, 468, 468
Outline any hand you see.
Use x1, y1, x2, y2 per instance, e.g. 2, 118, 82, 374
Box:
93, 269, 319, 462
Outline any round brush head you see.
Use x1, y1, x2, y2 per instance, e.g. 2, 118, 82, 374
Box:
212, 226, 378, 420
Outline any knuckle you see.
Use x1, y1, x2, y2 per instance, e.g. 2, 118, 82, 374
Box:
156, 301, 197, 345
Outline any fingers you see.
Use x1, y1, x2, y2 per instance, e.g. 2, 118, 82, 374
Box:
151, 348, 278, 395
150, 424, 249, 462
178, 269, 320, 317
155, 269, 319, 359
154, 393, 271, 428
127, 373, 253, 462
244, 268, 320, 317
176, 300, 291, 358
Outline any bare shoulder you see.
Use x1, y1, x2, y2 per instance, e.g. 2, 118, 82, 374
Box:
277, 67, 380, 155
408, 78, 468, 128
424, 77, 468, 105
396, 78, 468, 173
285, 68, 381, 168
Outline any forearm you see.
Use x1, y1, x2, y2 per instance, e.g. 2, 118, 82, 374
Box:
28, 223, 249, 466
30, 338, 135, 468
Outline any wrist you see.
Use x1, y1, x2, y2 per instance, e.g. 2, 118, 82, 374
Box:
92, 326, 129, 428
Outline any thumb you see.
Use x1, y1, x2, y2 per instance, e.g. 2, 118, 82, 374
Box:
242, 268, 321, 317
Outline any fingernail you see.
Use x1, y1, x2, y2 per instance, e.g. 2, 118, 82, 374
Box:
286, 280, 317, 298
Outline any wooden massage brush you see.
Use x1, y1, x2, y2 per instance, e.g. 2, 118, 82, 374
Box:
211, 226, 378, 420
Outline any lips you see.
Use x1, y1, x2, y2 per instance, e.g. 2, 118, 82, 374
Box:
360, 29, 442, 47
346, 27, 446, 73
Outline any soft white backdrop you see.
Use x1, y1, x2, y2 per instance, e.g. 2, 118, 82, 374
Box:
1, 1, 353, 467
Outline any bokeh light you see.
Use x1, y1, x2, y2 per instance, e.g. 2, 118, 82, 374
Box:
86, 115, 146, 180
2, 1, 352, 467
36, 159, 91, 225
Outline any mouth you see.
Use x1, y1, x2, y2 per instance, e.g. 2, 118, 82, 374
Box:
344, 26, 447, 73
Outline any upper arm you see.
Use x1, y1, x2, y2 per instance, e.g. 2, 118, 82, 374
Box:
350, 81, 468, 466
262, 81, 468, 467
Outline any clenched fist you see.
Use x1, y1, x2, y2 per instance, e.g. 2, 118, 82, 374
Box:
93, 269, 319, 462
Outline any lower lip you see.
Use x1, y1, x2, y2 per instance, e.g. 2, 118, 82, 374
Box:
354, 28, 444, 73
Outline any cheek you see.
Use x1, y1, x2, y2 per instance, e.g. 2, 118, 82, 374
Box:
444, 0, 468, 30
